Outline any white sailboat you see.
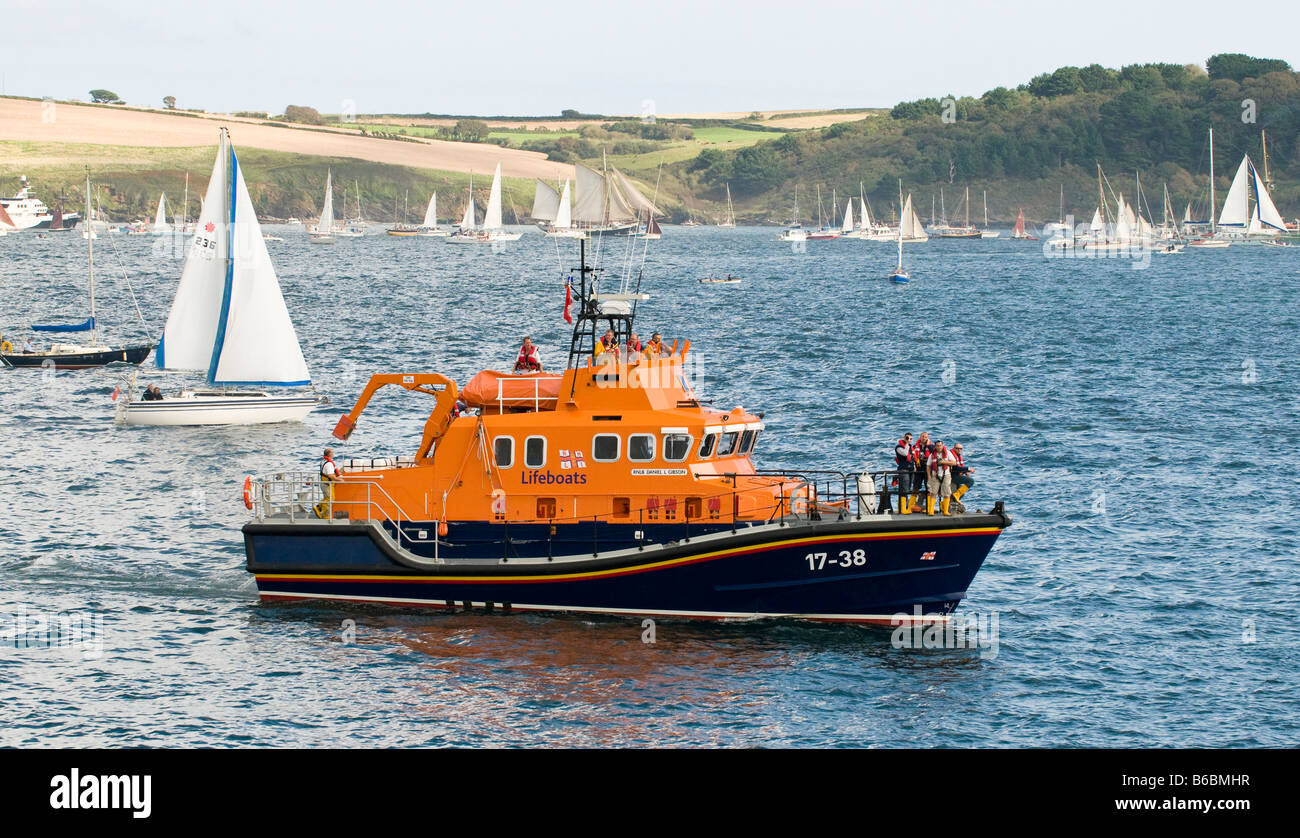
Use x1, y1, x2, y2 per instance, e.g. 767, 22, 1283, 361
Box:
982, 191, 1000, 238
116, 129, 320, 426
417, 191, 449, 236
448, 175, 478, 243
897, 181, 928, 243
451, 164, 521, 242
841, 198, 854, 234
546, 180, 585, 239
1217, 154, 1286, 241
335, 179, 366, 237
719, 183, 736, 228
1188, 128, 1231, 249
891, 192, 916, 283
151, 193, 172, 234
778, 185, 806, 241
309, 170, 336, 244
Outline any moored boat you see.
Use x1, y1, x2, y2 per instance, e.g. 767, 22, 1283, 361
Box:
241, 241, 1010, 622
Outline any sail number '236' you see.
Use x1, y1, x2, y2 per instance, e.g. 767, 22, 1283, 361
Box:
806, 550, 867, 571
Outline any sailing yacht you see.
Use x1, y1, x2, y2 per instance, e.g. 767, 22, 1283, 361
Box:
116, 129, 321, 426
308, 170, 336, 244
335, 180, 366, 237
151, 193, 172, 234
1, 173, 153, 369
718, 184, 736, 228
450, 165, 522, 243
897, 182, 929, 243
778, 186, 807, 242
386, 191, 420, 236
891, 194, 917, 283
1216, 154, 1286, 243
1011, 209, 1038, 241
981, 191, 999, 238
417, 191, 449, 237
1188, 129, 1231, 249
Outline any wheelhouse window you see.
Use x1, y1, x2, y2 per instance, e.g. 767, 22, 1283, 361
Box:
628, 433, 656, 462
493, 436, 514, 468
698, 433, 717, 458
739, 429, 756, 455
593, 434, 620, 462
664, 433, 692, 462
716, 431, 739, 457
524, 436, 546, 469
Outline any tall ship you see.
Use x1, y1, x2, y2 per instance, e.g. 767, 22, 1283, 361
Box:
0, 177, 80, 230
240, 242, 1011, 623
532, 163, 651, 237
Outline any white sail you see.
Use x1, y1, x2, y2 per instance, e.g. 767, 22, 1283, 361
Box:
1218, 156, 1250, 228
842, 200, 853, 232
1251, 160, 1286, 231
210, 143, 311, 386
531, 180, 560, 222
1089, 208, 1104, 237
318, 171, 335, 232
900, 194, 924, 239
460, 176, 476, 229
572, 163, 607, 224
157, 146, 230, 370
483, 164, 504, 231
1183, 203, 1192, 224
859, 197, 871, 230
152, 193, 171, 233
1114, 195, 1131, 243
421, 192, 438, 228
611, 169, 654, 219
555, 180, 573, 229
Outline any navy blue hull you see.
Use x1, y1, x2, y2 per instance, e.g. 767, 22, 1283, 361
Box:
245, 513, 1009, 622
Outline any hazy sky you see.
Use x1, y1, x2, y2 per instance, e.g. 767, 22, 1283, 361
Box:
4, 0, 1299, 116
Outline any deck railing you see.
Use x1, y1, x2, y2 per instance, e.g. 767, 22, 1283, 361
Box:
247, 467, 983, 562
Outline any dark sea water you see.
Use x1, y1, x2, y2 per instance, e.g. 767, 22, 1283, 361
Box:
2, 225, 1297, 747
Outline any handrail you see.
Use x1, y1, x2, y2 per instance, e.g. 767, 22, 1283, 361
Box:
248, 467, 976, 561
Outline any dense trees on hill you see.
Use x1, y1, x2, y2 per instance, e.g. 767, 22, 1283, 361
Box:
685, 54, 1300, 216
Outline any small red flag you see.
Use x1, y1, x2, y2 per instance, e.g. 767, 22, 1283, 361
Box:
111, 386, 120, 401
562, 282, 573, 324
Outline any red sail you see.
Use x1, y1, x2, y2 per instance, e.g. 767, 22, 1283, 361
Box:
1012, 209, 1025, 236
0, 202, 15, 228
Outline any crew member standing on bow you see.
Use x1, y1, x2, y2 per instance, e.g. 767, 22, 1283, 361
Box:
315, 447, 342, 518
909, 431, 933, 513
926, 441, 956, 516
514, 336, 542, 373
894, 432, 915, 514
950, 443, 974, 511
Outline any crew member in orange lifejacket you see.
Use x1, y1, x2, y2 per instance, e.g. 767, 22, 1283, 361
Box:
909, 432, 932, 513
950, 442, 974, 510
627, 332, 643, 355
894, 432, 915, 513
594, 328, 620, 365
514, 336, 542, 373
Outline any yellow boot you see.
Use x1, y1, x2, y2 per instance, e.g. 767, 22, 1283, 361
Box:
899, 495, 910, 514
941, 497, 951, 516
911, 494, 924, 513
953, 485, 969, 502
926, 496, 936, 515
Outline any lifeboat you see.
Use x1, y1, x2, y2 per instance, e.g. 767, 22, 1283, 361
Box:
241, 242, 1011, 624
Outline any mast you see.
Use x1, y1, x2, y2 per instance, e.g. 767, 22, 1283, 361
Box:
983, 189, 988, 229
182, 172, 189, 232
1059, 184, 1064, 223
965, 186, 970, 228
1262, 130, 1273, 190
85, 170, 96, 344
1209, 128, 1217, 235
